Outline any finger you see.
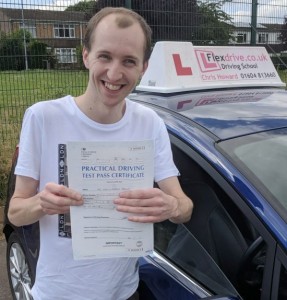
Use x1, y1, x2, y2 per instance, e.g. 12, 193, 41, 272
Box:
114, 196, 163, 207
128, 215, 167, 223
40, 191, 83, 209
115, 191, 164, 207
115, 204, 166, 216
42, 206, 70, 215
119, 188, 161, 199
45, 182, 83, 201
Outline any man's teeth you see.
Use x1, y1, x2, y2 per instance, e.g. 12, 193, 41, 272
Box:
105, 82, 121, 91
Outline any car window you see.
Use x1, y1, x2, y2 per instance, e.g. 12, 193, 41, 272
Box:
163, 141, 269, 300
154, 221, 239, 297
217, 128, 287, 223
278, 264, 287, 299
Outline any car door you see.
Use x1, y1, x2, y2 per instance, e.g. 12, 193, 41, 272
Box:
272, 245, 287, 299
139, 221, 242, 299
163, 134, 278, 300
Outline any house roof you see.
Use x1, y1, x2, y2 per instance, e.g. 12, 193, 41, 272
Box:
260, 23, 284, 30
230, 21, 284, 32
231, 22, 266, 29
0, 7, 87, 22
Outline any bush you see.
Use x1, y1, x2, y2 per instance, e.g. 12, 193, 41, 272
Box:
0, 160, 9, 207
271, 55, 287, 70
28, 40, 49, 69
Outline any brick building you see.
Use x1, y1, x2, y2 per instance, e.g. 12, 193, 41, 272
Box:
0, 7, 87, 65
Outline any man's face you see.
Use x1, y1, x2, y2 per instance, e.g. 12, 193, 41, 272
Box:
83, 14, 148, 108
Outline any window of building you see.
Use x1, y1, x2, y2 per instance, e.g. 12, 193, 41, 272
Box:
20, 21, 36, 38
237, 33, 247, 43
54, 24, 75, 38
258, 33, 269, 44
276, 33, 282, 43
55, 48, 77, 63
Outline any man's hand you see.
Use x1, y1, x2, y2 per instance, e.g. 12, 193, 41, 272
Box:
40, 182, 84, 215
9, 176, 84, 226
114, 188, 179, 223
114, 176, 193, 224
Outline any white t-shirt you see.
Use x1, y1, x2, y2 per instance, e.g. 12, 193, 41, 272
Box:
15, 95, 179, 300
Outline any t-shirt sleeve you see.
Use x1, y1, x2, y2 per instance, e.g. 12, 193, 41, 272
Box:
154, 118, 179, 182
15, 106, 42, 180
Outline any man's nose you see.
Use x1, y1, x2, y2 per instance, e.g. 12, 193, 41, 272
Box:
107, 62, 123, 81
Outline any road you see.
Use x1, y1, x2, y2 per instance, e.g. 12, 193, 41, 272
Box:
0, 239, 13, 300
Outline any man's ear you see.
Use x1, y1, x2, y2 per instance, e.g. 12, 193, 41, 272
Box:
142, 61, 149, 75
82, 47, 89, 69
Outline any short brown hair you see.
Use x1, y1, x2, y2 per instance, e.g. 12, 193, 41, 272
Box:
83, 7, 152, 62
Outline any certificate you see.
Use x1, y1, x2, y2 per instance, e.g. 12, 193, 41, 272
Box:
66, 140, 154, 260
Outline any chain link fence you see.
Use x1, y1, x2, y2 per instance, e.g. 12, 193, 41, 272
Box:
0, 0, 287, 203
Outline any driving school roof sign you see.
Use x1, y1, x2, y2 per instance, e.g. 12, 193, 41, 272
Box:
136, 41, 286, 93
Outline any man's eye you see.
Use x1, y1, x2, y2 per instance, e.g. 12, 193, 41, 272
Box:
124, 59, 136, 66
98, 54, 110, 61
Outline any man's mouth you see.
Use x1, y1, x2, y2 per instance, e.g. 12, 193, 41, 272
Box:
104, 82, 122, 91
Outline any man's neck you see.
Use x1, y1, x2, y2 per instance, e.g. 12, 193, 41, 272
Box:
74, 94, 126, 124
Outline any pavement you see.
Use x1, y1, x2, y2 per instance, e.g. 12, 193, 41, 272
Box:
0, 239, 12, 300
0, 206, 13, 300
0, 229, 12, 300
0, 206, 4, 240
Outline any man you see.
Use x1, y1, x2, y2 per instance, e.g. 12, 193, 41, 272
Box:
8, 7, 193, 300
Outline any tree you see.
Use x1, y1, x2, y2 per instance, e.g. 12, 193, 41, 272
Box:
28, 40, 56, 69
95, 0, 233, 44
275, 17, 287, 70
0, 29, 53, 70
92, 0, 198, 41
65, 0, 234, 45
65, 0, 95, 12
0, 29, 32, 70
280, 16, 287, 45
194, 1, 234, 45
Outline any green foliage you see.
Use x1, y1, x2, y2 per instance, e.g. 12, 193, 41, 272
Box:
0, 29, 32, 70
88, 0, 233, 45
271, 54, 287, 70
65, 0, 95, 12
28, 40, 56, 69
76, 45, 85, 69
194, 1, 234, 45
279, 17, 287, 44
13, 29, 32, 41
0, 29, 56, 71
0, 156, 9, 207
65, 0, 233, 44
92, 0, 197, 41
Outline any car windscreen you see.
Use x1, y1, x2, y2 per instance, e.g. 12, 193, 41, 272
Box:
217, 127, 287, 222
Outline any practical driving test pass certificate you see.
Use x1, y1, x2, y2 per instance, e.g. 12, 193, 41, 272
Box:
66, 140, 154, 260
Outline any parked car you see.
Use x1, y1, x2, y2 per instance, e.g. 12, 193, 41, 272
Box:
3, 42, 287, 300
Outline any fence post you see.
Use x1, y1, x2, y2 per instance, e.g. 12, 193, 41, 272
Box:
21, 0, 29, 70
251, 0, 258, 45
125, 0, 131, 9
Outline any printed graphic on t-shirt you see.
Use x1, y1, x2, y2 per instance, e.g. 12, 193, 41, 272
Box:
58, 144, 72, 238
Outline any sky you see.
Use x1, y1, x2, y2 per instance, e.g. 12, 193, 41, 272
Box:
0, 0, 79, 10
223, 0, 287, 24
1, 0, 287, 23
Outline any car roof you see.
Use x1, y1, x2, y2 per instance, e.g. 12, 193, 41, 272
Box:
133, 41, 287, 140
130, 87, 287, 140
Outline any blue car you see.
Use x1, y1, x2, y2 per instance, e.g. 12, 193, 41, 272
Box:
3, 42, 287, 300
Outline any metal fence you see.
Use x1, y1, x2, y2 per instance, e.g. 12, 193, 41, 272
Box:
0, 0, 287, 202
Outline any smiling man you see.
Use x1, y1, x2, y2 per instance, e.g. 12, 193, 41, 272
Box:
76, 10, 149, 123
8, 7, 193, 300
